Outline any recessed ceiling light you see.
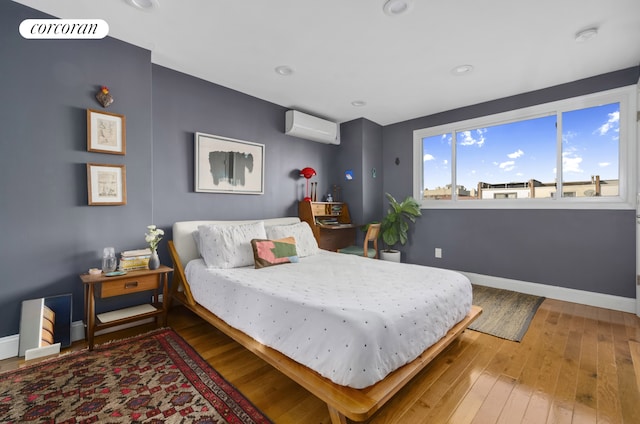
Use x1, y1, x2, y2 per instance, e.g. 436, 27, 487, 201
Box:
451, 64, 474, 75
351, 100, 367, 107
575, 27, 598, 43
275, 65, 294, 76
383, 0, 411, 16
126, 0, 156, 10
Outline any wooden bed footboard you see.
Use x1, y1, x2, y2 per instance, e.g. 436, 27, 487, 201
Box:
167, 240, 482, 423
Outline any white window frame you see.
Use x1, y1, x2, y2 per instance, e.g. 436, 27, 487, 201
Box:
413, 85, 638, 210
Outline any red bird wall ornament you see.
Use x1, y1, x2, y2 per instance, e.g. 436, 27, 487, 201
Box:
96, 85, 114, 108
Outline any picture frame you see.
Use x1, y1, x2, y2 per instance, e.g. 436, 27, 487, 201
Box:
87, 109, 126, 155
194, 132, 265, 194
86, 163, 127, 205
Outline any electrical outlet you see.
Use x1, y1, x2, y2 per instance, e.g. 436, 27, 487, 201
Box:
435, 248, 442, 258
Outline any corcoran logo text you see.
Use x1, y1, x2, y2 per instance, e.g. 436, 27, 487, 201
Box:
19, 19, 109, 39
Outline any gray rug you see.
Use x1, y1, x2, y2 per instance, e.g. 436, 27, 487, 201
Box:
468, 285, 545, 342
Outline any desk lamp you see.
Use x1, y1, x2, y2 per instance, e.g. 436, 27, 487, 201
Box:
300, 167, 316, 201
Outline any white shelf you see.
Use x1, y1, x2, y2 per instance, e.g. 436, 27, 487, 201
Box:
97, 304, 157, 323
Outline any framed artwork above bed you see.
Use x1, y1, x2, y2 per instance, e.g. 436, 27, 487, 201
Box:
194, 132, 264, 195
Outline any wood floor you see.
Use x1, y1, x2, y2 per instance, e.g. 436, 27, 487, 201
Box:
2, 298, 639, 423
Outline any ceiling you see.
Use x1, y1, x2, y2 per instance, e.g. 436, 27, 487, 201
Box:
13, 0, 640, 126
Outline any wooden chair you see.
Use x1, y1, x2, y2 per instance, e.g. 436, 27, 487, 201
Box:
337, 223, 380, 259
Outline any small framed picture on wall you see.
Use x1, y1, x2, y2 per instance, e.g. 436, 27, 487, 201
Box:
87, 109, 126, 155
87, 163, 127, 205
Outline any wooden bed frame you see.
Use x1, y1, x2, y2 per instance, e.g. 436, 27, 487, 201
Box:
167, 219, 481, 423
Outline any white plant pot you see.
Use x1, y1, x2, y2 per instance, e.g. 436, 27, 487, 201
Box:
380, 250, 401, 263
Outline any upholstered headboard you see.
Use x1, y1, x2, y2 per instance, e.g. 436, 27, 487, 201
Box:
172, 217, 301, 269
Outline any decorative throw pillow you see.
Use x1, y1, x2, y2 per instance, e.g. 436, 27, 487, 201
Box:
265, 222, 319, 257
197, 221, 267, 268
251, 237, 299, 269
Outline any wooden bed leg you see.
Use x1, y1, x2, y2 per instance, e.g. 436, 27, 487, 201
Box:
167, 273, 180, 309
328, 406, 348, 424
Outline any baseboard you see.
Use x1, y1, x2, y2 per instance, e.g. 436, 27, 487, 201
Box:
0, 334, 19, 361
463, 272, 637, 314
71, 320, 85, 343
0, 317, 156, 361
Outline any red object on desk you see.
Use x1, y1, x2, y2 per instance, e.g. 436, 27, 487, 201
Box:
300, 167, 316, 201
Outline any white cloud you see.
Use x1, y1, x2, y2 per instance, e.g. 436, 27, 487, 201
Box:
562, 152, 583, 173
443, 159, 448, 165
598, 162, 611, 167
499, 160, 515, 171
596, 111, 620, 136
507, 149, 524, 159
459, 129, 486, 147
563, 130, 578, 143
441, 133, 453, 145
424, 153, 435, 161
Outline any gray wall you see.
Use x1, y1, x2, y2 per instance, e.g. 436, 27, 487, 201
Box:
0, 2, 153, 337
382, 67, 639, 298
0, 2, 344, 338
335, 120, 364, 223
333, 118, 383, 243
361, 119, 384, 226
151, 64, 339, 251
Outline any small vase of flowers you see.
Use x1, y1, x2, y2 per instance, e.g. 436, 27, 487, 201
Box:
145, 224, 164, 270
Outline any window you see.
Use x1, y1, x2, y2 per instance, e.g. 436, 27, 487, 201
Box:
413, 86, 637, 209
561, 103, 620, 198
494, 192, 518, 199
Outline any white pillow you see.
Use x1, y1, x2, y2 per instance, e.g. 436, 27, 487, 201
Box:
197, 221, 267, 268
266, 222, 319, 257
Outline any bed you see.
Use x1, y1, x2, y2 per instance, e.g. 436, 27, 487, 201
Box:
168, 217, 482, 423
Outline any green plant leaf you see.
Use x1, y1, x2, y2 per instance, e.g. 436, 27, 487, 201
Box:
380, 192, 422, 250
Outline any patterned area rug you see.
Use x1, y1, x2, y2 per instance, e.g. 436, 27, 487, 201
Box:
0, 328, 272, 423
469, 285, 545, 342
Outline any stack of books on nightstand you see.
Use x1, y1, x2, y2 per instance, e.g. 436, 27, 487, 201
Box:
119, 248, 152, 271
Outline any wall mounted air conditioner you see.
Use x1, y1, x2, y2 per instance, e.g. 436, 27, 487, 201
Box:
285, 110, 340, 145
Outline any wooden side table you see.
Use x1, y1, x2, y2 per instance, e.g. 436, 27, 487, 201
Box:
79, 265, 172, 350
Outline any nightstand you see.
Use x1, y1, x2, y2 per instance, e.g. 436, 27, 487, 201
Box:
79, 265, 172, 350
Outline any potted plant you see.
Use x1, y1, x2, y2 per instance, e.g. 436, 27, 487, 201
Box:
380, 193, 422, 262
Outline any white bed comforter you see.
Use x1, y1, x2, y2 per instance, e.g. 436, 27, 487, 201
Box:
185, 250, 472, 388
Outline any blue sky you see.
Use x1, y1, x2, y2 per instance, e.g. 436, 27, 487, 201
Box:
422, 102, 620, 191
